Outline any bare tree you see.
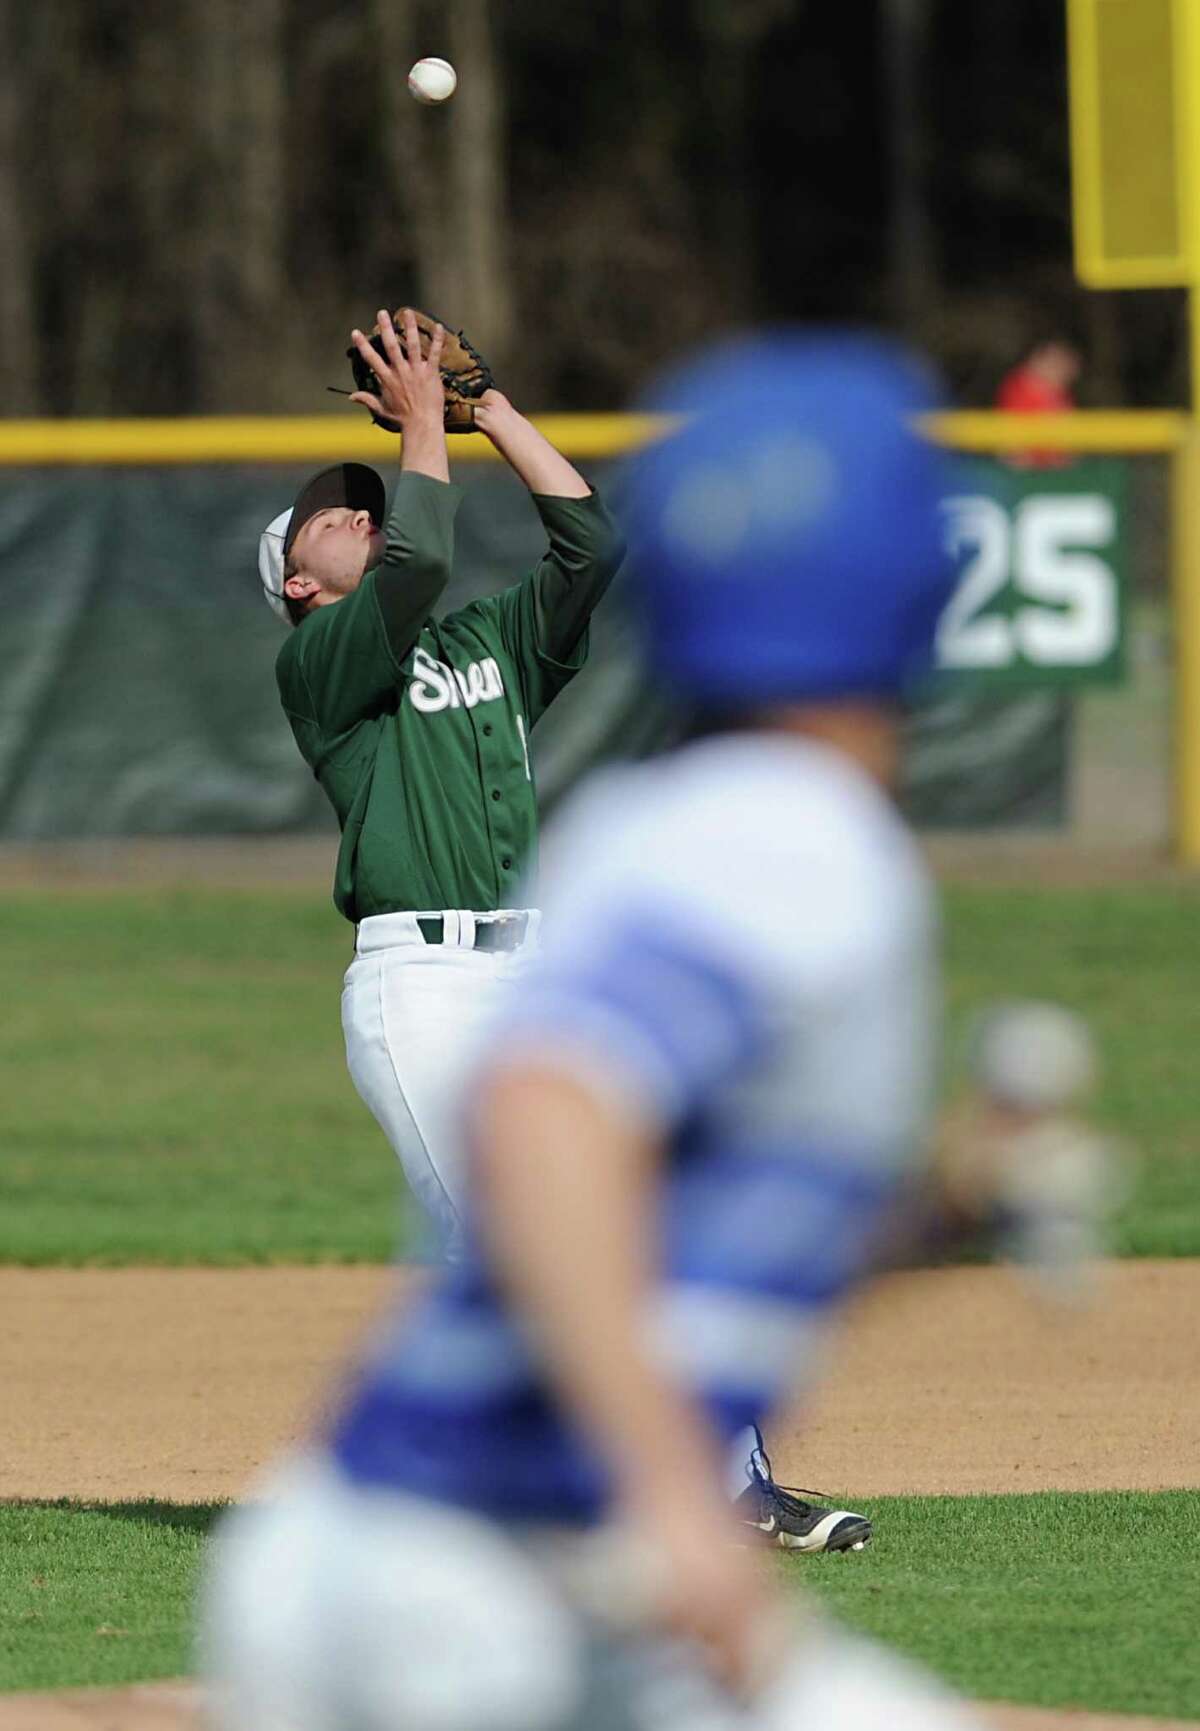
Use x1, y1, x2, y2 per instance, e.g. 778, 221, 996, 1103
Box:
372, 0, 451, 313
30, 2, 128, 415
445, 0, 513, 366
881, 0, 938, 337
693, 0, 797, 315
373, 0, 513, 372
0, 1, 38, 413
188, 0, 286, 410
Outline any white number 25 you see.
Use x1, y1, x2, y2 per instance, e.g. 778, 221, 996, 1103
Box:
936, 493, 1118, 670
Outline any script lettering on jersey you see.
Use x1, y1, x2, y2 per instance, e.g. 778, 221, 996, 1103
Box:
408, 645, 506, 715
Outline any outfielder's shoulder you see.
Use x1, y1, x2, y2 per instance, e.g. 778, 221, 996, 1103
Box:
273, 602, 343, 718
274, 619, 301, 691
272, 583, 369, 688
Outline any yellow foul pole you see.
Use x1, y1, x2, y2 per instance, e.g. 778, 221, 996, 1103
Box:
1175, 0, 1200, 862
1176, 289, 1200, 863
1066, 0, 1200, 862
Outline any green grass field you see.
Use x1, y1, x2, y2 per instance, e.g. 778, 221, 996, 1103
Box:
3, 1492, 1199, 1710
0, 1502, 216, 1694
4, 880, 1198, 1708
1, 883, 1197, 1263
797, 1491, 1200, 1720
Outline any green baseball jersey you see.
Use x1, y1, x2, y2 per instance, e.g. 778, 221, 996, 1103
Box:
276, 469, 624, 922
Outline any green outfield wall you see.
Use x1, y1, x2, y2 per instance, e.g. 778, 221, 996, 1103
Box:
0, 455, 1129, 842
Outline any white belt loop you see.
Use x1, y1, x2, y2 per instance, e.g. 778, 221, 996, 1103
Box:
355, 912, 425, 953
355, 908, 541, 955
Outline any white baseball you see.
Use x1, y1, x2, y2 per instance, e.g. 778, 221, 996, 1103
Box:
408, 57, 457, 105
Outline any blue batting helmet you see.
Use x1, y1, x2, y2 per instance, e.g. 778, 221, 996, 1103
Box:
623, 331, 955, 704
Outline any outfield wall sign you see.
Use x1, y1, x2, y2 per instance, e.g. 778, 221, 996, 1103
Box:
935, 458, 1127, 687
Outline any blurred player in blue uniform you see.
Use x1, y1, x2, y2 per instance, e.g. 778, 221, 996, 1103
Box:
203, 335, 985, 1731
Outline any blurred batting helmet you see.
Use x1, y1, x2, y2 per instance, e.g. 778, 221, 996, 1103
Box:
623, 332, 955, 704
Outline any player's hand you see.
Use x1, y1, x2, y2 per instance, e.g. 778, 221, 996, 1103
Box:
617, 1479, 791, 1700
349, 308, 446, 431
471, 388, 516, 433
933, 1005, 1130, 1302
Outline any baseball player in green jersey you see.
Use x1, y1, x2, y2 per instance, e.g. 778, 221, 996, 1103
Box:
257, 310, 625, 1255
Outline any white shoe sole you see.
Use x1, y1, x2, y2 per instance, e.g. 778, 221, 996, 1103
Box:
773, 1510, 872, 1553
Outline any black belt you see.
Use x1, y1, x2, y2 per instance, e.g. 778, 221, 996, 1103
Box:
417, 914, 530, 952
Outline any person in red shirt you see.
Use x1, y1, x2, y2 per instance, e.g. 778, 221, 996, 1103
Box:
995, 338, 1082, 468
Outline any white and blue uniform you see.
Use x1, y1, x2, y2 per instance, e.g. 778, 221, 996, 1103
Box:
204, 333, 976, 1731
203, 734, 969, 1731
330, 733, 935, 1521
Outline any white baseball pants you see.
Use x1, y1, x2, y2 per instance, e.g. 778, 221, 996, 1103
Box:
341, 914, 782, 1495
340, 911, 539, 1259
202, 1453, 985, 1731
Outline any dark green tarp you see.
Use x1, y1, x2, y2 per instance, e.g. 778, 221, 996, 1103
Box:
0, 461, 1067, 840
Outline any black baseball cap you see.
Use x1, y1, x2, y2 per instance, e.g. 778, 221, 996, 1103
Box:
282, 463, 386, 557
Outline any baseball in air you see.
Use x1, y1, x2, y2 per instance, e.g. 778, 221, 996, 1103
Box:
408, 57, 457, 104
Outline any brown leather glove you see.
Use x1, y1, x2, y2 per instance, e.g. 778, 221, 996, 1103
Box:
347, 307, 495, 433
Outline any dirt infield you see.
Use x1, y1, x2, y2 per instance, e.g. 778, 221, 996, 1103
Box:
4, 1260, 1199, 1729
1, 1266, 399, 1503
4, 1260, 1198, 1503
792, 1258, 1200, 1495
1, 1684, 1195, 1731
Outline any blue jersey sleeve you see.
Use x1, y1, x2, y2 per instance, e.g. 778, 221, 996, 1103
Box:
499, 910, 770, 1128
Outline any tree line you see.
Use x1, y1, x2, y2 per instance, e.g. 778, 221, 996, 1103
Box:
0, 0, 1186, 419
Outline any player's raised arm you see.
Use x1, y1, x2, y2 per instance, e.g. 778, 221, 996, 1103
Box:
347, 310, 461, 664
348, 307, 450, 485
474, 390, 626, 670
265, 324, 462, 743
473, 390, 590, 497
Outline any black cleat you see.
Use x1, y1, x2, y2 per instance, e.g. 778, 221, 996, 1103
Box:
734, 1428, 872, 1554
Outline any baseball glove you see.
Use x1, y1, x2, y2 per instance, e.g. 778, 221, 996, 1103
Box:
347, 307, 494, 434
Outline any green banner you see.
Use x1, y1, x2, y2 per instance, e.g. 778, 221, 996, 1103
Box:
936, 457, 1127, 686
0, 462, 1076, 841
